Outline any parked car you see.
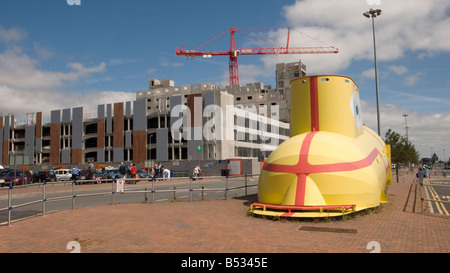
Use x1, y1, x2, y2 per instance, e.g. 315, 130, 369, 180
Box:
0, 170, 5, 187
137, 169, 151, 178
0, 169, 9, 180
104, 168, 123, 180
0, 170, 33, 186
32, 171, 56, 182
54, 169, 72, 181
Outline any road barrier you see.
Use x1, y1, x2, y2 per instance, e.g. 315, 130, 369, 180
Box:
0, 174, 258, 227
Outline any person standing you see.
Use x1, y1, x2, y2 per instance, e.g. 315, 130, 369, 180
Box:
119, 162, 127, 178
163, 168, 171, 181
130, 163, 137, 182
193, 165, 201, 180
72, 166, 79, 181
87, 161, 95, 180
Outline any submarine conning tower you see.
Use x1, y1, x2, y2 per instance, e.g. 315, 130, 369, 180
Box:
290, 75, 363, 139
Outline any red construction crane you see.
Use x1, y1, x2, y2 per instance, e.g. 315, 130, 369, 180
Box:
176, 26, 339, 86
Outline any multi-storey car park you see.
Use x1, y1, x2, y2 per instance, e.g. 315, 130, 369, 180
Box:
0, 60, 305, 176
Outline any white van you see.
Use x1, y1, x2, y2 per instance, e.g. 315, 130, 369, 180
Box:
55, 169, 72, 181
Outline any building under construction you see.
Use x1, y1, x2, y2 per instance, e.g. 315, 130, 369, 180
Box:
0, 60, 305, 175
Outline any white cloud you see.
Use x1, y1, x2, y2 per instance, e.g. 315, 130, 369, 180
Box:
0, 27, 126, 117
160, 57, 184, 68
361, 68, 375, 79
361, 100, 450, 159
259, 0, 450, 75
0, 48, 106, 90
147, 68, 157, 74
403, 72, 423, 86
233, 64, 265, 86
389, 65, 408, 75
107, 58, 135, 66
0, 26, 26, 43
0, 84, 135, 118
33, 42, 53, 60
67, 62, 106, 76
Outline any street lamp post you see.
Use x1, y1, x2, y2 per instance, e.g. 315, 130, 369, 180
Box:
363, 8, 382, 136
403, 113, 409, 140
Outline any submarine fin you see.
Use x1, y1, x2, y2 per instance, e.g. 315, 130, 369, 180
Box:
380, 190, 388, 203
385, 145, 392, 186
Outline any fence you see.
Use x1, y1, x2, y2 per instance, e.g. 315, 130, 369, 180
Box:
0, 174, 259, 227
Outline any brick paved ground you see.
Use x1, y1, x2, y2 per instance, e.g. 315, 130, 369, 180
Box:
0, 173, 448, 253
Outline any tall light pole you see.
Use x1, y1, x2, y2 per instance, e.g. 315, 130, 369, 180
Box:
363, 8, 382, 136
403, 113, 409, 140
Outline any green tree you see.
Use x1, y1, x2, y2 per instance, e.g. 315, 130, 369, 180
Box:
384, 129, 419, 165
384, 129, 419, 183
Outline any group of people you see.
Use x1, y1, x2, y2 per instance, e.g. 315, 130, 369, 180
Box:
119, 162, 172, 181
417, 165, 430, 184
70, 162, 205, 183
71, 161, 95, 181
119, 162, 137, 179
152, 163, 172, 180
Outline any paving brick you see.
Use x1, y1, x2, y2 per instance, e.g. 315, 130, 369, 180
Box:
0, 174, 448, 253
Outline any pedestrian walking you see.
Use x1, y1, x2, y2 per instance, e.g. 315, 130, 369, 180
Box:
418, 166, 424, 185
424, 165, 429, 178
119, 162, 127, 178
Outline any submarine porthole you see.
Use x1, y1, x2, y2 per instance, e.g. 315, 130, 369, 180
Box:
350, 91, 363, 129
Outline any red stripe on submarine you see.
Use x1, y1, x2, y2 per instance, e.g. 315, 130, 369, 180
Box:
251, 75, 392, 218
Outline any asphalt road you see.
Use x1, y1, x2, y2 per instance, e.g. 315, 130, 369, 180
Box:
0, 176, 259, 225
422, 179, 450, 216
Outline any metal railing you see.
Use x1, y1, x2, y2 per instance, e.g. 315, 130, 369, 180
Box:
0, 174, 259, 227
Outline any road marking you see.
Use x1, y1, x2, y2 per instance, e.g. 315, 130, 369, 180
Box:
429, 186, 449, 216
423, 185, 434, 213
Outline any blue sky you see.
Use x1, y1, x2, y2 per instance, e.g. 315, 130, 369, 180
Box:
0, 0, 449, 159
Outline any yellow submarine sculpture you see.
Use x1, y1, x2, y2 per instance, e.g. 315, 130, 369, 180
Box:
251, 75, 391, 218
